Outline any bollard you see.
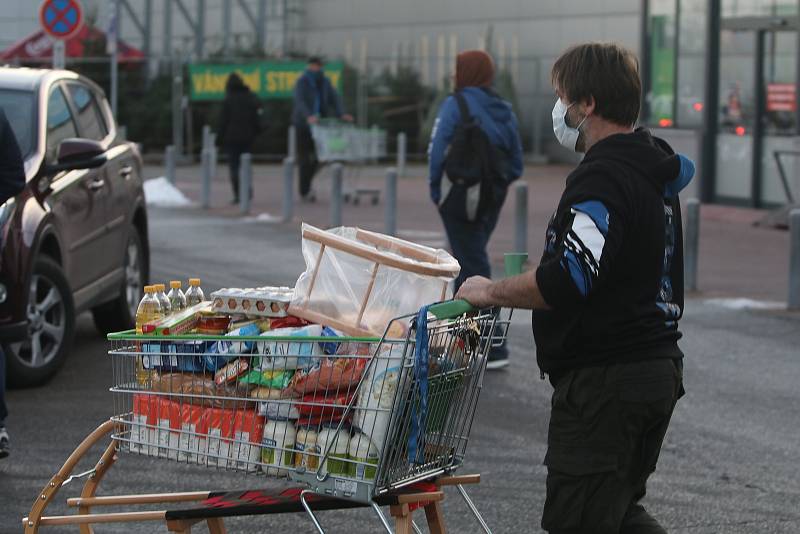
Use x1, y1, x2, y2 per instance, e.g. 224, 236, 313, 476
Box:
118, 125, 127, 142
331, 163, 343, 228
202, 124, 212, 151
514, 182, 528, 254
288, 125, 297, 160
685, 198, 700, 292
385, 167, 398, 236
209, 133, 218, 175
165, 145, 176, 184
201, 148, 212, 209
789, 208, 800, 310
396, 132, 407, 178
239, 153, 252, 215
283, 157, 295, 223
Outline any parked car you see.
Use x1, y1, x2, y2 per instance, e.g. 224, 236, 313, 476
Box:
0, 67, 149, 387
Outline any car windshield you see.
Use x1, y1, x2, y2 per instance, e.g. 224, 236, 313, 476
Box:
0, 89, 36, 159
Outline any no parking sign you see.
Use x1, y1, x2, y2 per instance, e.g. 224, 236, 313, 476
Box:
39, 0, 83, 68
39, 0, 83, 40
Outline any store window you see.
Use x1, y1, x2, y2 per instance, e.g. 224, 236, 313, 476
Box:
646, 0, 678, 126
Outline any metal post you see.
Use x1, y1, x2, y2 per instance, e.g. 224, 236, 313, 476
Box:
514, 182, 528, 254
52, 40, 65, 69
162, 0, 172, 61
789, 209, 800, 310
109, 0, 119, 119
396, 133, 406, 178
201, 148, 212, 209
222, 0, 232, 59
331, 163, 343, 227
385, 167, 398, 236
209, 133, 218, 177
239, 153, 252, 215
256, 0, 267, 53
196, 0, 206, 59
172, 61, 183, 158
202, 125, 211, 152
118, 125, 127, 141
751, 30, 766, 209
283, 157, 294, 223
700, 0, 721, 202
288, 125, 297, 159
165, 145, 176, 184
685, 198, 700, 292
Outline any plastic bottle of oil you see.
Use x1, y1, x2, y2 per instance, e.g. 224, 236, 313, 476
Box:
154, 283, 172, 316
185, 278, 205, 307
167, 280, 187, 312
135, 286, 164, 385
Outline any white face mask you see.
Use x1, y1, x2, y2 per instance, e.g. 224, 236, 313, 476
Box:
552, 98, 587, 152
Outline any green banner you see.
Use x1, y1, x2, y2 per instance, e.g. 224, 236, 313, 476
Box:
188, 61, 343, 101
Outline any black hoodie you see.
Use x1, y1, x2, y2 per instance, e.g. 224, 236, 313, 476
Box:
533, 129, 693, 383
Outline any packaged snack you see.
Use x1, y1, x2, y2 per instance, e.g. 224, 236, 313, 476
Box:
150, 373, 253, 408
256, 325, 323, 371
142, 301, 212, 336
287, 357, 367, 397
214, 358, 250, 385
238, 369, 293, 389
141, 341, 208, 373
201, 323, 261, 371
197, 313, 231, 335
296, 391, 354, 420
268, 316, 310, 329
210, 287, 294, 318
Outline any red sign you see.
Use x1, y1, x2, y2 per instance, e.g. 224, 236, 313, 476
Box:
39, 0, 83, 41
766, 83, 797, 112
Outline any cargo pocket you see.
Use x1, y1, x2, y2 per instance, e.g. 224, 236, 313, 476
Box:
542, 447, 619, 531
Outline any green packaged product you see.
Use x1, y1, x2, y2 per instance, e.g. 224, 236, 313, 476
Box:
238, 369, 294, 389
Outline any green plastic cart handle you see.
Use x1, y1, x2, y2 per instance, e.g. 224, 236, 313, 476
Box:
428, 299, 475, 320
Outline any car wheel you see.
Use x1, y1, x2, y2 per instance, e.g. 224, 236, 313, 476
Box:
92, 227, 145, 334
3, 257, 75, 388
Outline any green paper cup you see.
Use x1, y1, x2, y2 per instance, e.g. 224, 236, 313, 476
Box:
504, 253, 529, 277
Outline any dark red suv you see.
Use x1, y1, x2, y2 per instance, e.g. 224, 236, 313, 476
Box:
0, 67, 149, 386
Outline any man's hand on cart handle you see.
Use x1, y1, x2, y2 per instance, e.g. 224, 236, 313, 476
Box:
456, 271, 551, 311
307, 115, 319, 125
341, 114, 354, 122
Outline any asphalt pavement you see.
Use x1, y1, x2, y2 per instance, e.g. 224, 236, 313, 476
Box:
2, 205, 799, 533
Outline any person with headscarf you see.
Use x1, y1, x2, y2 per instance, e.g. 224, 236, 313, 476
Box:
291, 57, 352, 201
427, 50, 523, 369
218, 73, 263, 204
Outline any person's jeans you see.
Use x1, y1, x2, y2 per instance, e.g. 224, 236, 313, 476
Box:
439, 183, 508, 357
0, 345, 7, 426
226, 144, 251, 201
296, 126, 318, 197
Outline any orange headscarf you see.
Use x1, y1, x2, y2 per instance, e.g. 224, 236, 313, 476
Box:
455, 50, 495, 91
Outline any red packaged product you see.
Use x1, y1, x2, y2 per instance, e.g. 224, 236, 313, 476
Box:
296, 391, 355, 419
287, 357, 367, 397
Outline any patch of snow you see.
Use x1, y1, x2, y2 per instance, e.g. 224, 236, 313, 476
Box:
704, 298, 785, 310
143, 177, 193, 208
241, 212, 282, 223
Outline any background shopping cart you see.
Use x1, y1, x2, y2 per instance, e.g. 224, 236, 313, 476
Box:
311, 119, 387, 205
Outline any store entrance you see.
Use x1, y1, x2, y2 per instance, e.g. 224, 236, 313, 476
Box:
717, 17, 799, 207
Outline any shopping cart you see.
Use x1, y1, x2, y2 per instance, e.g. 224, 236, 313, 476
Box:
23, 300, 508, 533
311, 119, 387, 205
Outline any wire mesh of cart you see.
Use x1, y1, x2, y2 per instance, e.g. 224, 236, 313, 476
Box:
311, 119, 387, 204
108, 301, 506, 504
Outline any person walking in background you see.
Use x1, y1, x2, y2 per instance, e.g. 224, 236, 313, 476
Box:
218, 73, 263, 204
456, 43, 690, 533
292, 57, 352, 201
0, 108, 27, 459
428, 49, 523, 369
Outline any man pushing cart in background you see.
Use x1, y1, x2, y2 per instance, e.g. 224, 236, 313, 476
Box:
292, 57, 353, 202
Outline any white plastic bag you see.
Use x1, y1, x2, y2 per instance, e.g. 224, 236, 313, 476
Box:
290, 224, 460, 336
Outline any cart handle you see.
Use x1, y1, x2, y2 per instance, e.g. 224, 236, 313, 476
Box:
427, 299, 475, 320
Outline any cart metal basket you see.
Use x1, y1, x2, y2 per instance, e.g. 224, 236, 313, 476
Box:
107, 300, 504, 507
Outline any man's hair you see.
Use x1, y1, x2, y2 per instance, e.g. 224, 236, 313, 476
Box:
551, 43, 641, 127
307, 56, 323, 66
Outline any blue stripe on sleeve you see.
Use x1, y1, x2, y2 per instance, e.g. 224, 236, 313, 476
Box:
562, 250, 590, 297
